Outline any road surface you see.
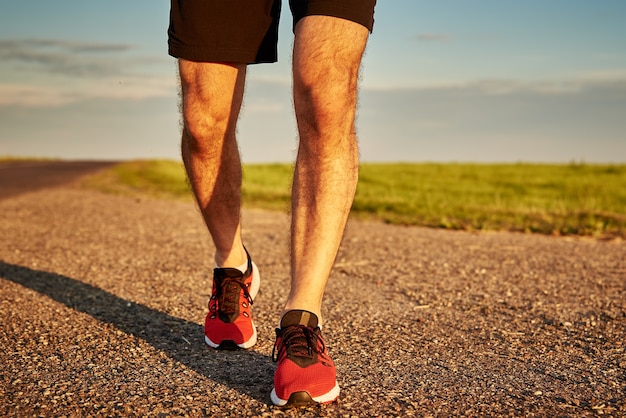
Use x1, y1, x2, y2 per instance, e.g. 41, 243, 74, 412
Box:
1, 162, 624, 416
0, 160, 117, 200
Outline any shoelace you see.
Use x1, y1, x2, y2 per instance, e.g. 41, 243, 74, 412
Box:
212, 273, 253, 316
272, 325, 326, 362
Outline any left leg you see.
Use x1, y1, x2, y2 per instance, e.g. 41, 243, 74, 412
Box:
286, 15, 369, 324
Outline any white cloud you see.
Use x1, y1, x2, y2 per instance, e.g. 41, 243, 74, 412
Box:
0, 38, 147, 77
416, 33, 452, 42
100, 75, 177, 100
246, 74, 291, 86
572, 69, 626, 83
244, 99, 285, 113
0, 84, 75, 107
0, 75, 176, 108
363, 70, 626, 96
0, 39, 131, 52
355, 68, 626, 163
0, 38, 177, 107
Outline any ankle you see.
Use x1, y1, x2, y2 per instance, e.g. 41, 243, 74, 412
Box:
214, 246, 247, 269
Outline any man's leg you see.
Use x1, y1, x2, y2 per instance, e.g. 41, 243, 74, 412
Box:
179, 60, 260, 349
270, 15, 370, 407
286, 16, 370, 323
179, 60, 248, 269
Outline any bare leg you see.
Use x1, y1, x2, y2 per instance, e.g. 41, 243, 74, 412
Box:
284, 16, 370, 324
178, 60, 248, 268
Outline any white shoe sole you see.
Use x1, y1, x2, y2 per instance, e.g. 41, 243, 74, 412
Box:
270, 382, 340, 406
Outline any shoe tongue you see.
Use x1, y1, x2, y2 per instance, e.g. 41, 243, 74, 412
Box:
280, 310, 318, 328
214, 267, 244, 280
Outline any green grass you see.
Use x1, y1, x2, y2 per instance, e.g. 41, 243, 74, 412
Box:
81, 159, 192, 199
242, 164, 293, 211
354, 163, 626, 238
82, 160, 626, 239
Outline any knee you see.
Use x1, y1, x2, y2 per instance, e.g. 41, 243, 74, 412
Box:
293, 68, 359, 133
293, 60, 358, 127
181, 94, 234, 155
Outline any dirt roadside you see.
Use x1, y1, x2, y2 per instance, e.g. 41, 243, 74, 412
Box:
0, 163, 624, 417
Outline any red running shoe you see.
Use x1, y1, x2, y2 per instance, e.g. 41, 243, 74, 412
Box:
271, 310, 340, 406
204, 252, 260, 349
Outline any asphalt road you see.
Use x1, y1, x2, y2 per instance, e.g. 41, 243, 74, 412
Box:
0, 160, 117, 200
1, 162, 624, 417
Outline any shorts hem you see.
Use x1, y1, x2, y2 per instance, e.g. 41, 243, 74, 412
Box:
168, 43, 277, 65
292, 0, 376, 32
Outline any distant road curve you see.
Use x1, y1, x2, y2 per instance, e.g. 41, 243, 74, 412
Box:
0, 160, 118, 200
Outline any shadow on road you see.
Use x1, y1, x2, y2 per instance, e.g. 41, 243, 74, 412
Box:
0, 261, 274, 404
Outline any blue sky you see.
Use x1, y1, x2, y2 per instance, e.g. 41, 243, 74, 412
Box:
1, 0, 625, 162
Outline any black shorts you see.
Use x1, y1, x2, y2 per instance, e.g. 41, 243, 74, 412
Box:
168, 0, 376, 64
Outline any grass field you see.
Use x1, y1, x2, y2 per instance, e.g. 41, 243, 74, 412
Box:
81, 160, 626, 239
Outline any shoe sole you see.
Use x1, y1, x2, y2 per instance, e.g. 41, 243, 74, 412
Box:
204, 261, 261, 350
204, 324, 257, 350
270, 382, 340, 407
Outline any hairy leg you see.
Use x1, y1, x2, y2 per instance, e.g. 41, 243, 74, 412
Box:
178, 60, 248, 268
285, 16, 370, 324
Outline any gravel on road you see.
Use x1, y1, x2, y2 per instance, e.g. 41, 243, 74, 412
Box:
1, 179, 624, 416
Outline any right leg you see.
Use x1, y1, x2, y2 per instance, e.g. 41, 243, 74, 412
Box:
180, 60, 261, 349
179, 60, 248, 268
